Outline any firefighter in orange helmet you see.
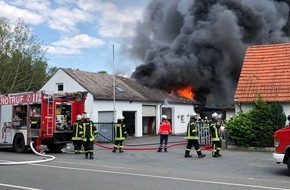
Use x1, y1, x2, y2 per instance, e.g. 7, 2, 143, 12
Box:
157, 115, 172, 152
72, 114, 83, 154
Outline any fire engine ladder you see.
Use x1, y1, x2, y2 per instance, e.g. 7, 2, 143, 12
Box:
46, 95, 54, 136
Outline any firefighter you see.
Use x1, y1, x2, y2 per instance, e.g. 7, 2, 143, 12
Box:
82, 113, 97, 159
72, 114, 83, 154
112, 116, 127, 153
184, 113, 206, 158
157, 115, 172, 152
210, 112, 222, 158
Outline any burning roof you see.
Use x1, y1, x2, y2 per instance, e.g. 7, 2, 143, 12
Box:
127, 0, 290, 105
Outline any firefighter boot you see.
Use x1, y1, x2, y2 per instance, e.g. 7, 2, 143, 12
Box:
112, 147, 117, 153
184, 150, 192, 158
212, 152, 219, 158
216, 150, 222, 157
89, 152, 94, 159
85, 153, 88, 159
119, 148, 124, 153
197, 150, 206, 158
157, 147, 162, 152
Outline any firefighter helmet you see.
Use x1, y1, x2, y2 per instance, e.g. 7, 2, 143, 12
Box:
76, 114, 82, 120
117, 116, 125, 120
161, 115, 167, 119
190, 112, 197, 117
212, 112, 218, 118
84, 113, 90, 119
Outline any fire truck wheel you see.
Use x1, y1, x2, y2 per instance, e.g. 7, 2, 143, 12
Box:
13, 134, 26, 153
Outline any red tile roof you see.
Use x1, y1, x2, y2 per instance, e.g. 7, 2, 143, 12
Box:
235, 43, 290, 103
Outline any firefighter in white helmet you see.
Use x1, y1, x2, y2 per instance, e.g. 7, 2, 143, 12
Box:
72, 114, 84, 154
157, 115, 172, 152
112, 116, 127, 153
210, 112, 222, 158
82, 113, 97, 159
184, 112, 206, 158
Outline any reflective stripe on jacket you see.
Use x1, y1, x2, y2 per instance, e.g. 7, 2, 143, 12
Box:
114, 123, 127, 141
82, 122, 97, 142
186, 121, 198, 140
210, 121, 221, 141
72, 120, 83, 140
158, 119, 172, 135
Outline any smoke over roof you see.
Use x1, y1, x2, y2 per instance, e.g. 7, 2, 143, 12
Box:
129, 0, 290, 105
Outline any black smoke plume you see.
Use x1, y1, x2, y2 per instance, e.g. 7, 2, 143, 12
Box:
129, 0, 290, 105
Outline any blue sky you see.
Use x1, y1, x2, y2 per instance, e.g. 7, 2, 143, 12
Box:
0, 0, 149, 76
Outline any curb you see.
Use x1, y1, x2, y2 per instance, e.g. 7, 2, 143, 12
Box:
227, 145, 275, 152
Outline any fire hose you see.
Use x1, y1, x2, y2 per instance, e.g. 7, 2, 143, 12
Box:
0, 142, 55, 166
95, 133, 212, 151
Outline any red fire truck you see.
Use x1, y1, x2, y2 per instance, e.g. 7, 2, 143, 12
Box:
273, 125, 290, 172
0, 91, 87, 153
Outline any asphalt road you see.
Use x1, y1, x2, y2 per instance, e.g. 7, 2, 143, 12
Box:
0, 140, 289, 190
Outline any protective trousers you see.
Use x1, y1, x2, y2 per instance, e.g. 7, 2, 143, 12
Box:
157, 134, 169, 152
185, 139, 205, 158
83, 140, 94, 159
112, 140, 124, 153
212, 140, 222, 157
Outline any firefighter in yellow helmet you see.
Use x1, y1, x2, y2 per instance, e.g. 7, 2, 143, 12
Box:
82, 113, 97, 159
184, 113, 206, 158
112, 116, 127, 153
210, 112, 222, 157
72, 114, 83, 154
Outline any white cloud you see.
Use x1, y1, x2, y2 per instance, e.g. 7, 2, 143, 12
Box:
77, 0, 144, 37
46, 46, 81, 55
47, 34, 104, 55
48, 7, 93, 34
0, 1, 44, 25
52, 34, 104, 48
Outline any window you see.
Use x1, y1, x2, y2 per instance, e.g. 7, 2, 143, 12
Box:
57, 83, 64, 91
115, 86, 123, 92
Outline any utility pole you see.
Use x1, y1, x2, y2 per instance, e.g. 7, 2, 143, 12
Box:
112, 45, 116, 123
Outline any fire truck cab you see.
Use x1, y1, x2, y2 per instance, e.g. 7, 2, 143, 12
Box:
0, 91, 87, 153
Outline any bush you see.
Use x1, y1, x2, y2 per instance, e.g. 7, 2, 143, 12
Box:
226, 96, 286, 147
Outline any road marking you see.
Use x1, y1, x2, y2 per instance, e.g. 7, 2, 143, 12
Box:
33, 164, 289, 190
0, 183, 44, 190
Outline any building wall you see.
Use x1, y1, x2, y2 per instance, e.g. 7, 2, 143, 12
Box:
159, 104, 194, 135
93, 100, 143, 137
235, 102, 290, 125
41, 69, 195, 137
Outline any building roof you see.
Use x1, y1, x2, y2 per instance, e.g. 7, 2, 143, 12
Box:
62, 68, 198, 104
235, 43, 290, 103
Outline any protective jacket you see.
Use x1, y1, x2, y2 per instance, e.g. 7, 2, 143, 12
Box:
158, 119, 172, 135
82, 121, 97, 142
210, 120, 221, 141
186, 119, 198, 140
72, 120, 83, 140
114, 123, 127, 141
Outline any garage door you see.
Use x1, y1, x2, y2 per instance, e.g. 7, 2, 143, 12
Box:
142, 106, 156, 117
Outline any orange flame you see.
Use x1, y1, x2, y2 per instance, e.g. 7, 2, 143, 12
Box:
175, 86, 195, 100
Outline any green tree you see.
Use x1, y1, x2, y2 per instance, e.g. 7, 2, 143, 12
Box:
226, 95, 286, 147
0, 17, 54, 94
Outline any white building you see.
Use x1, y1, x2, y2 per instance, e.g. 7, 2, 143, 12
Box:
41, 68, 198, 137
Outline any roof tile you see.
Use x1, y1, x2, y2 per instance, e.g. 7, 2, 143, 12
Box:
235, 43, 290, 102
